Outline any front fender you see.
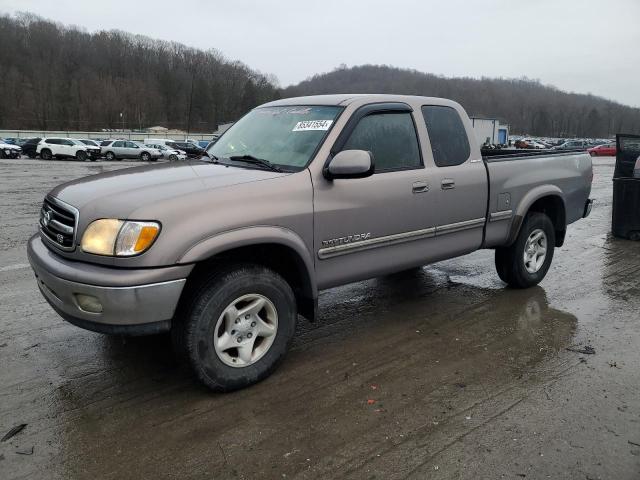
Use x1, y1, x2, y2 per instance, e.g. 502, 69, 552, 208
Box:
176, 225, 317, 298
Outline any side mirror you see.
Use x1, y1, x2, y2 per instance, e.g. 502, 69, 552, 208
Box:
324, 150, 374, 180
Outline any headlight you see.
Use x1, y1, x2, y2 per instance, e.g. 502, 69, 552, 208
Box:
81, 219, 160, 256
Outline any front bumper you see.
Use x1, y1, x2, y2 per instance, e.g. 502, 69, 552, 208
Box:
27, 235, 192, 335
3, 147, 21, 158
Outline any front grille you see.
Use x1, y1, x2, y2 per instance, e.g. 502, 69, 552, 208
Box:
40, 197, 78, 251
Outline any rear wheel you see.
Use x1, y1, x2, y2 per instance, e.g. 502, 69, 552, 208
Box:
173, 264, 297, 392
27, 153, 36, 159
495, 212, 555, 288
40, 149, 52, 160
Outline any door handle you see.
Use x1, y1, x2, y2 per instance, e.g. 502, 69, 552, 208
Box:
412, 181, 429, 194
441, 179, 455, 190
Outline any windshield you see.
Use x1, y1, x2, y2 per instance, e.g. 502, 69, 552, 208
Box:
208, 105, 343, 170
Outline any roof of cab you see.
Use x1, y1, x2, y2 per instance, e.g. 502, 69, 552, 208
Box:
260, 94, 456, 108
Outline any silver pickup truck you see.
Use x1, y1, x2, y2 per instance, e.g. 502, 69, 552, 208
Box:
28, 94, 593, 391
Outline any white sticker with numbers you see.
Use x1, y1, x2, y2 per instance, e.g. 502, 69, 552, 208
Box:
292, 120, 333, 131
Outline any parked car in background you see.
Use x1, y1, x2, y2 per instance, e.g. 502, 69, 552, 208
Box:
3, 137, 28, 147
36, 138, 92, 161
0, 140, 22, 158
144, 143, 187, 161
553, 140, 590, 150
77, 139, 101, 148
100, 140, 162, 161
588, 142, 616, 157
197, 140, 210, 149
522, 139, 547, 149
70, 139, 101, 160
515, 139, 545, 149
21, 138, 42, 158
165, 141, 205, 158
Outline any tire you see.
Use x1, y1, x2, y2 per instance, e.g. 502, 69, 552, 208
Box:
76, 150, 87, 161
40, 149, 52, 160
495, 212, 555, 289
173, 264, 297, 392
27, 153, 36, 159
169, 154, 177, 162
105, 151, 115, 161
0, 150, 5, 159
140, 152, 150, 162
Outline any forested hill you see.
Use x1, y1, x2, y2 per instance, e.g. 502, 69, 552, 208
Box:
0, 13, 280, 131
282, 64, 640, 138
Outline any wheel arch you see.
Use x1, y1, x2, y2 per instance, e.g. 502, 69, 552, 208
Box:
177, 227, 317, 321
510, 186, 567, 247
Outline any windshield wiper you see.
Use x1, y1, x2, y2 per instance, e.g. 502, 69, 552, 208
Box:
228, 155, 282, 172
200, 152, 220, 162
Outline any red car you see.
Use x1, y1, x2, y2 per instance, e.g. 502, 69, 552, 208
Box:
588, 143, 616, 157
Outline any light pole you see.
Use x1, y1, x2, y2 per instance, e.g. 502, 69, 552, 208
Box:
186, 69, 195, 142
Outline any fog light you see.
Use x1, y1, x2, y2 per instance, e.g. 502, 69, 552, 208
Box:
75, 294, 103, 313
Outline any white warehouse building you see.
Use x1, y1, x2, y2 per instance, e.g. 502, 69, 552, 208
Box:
470, 117, 510, 146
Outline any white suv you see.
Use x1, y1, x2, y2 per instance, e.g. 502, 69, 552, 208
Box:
37, 138, 91, 161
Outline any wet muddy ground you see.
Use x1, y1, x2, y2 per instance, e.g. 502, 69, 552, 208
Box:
1, 157, 639, 479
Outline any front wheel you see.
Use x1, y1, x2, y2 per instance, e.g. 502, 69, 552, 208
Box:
173, 264, 297, 392
140, 152, 151, 162
105, 151, 115, 161
76, 150, 87, 161
495, 212, 555, 288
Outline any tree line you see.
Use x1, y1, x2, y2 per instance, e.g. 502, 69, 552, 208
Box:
0, 13, 280, 132
2, 13, 639, 138
283, 64, 640, 138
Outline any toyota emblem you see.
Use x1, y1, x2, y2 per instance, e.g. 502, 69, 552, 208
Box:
56, 234, 64, 243
42, 210, 52, 227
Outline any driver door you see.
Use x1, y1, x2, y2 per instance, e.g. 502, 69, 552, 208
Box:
313, 104, 438, 289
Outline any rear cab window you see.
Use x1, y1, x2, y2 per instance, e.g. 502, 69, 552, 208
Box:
421, 106, 471, 167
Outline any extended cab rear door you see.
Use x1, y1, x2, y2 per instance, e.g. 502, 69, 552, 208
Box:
313, 103, 439, 289
419, 105, 488, 255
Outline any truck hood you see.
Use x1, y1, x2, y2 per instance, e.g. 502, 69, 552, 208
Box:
49, 161, 289, 217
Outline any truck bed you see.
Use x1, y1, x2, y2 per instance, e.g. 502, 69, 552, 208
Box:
481, 149, 593, 249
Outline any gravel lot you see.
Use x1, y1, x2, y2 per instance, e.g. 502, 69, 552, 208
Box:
0, 157, 639, 479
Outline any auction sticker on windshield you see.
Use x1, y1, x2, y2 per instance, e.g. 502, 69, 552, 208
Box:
292, 120, 333, 131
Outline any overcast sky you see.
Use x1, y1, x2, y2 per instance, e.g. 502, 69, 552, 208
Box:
2, 0, 639, 107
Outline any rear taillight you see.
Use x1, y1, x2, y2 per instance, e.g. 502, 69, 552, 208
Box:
634, 156, 640, 178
